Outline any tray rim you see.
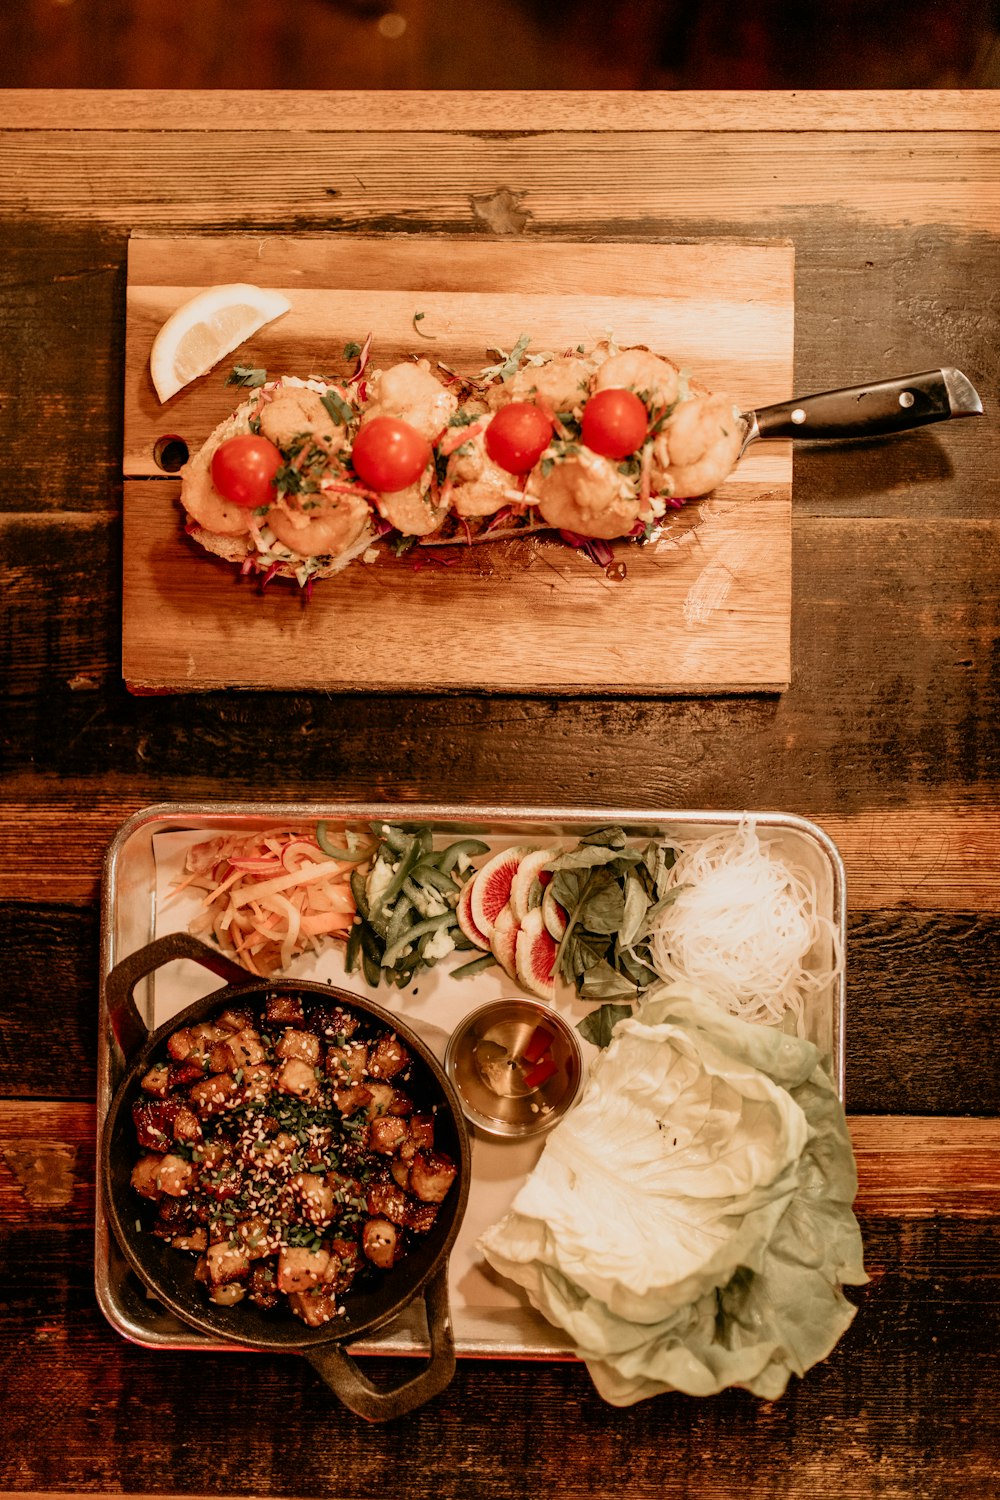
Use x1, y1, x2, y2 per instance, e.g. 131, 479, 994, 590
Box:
97, 799, 847, 1359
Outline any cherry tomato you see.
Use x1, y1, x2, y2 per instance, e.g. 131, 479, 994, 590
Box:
581, 388, 649, 460
350, 416, 431, 493
484, 402, 553, 475
210, 435, 283, 508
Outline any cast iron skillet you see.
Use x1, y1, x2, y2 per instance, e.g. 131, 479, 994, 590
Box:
101, 932, 472, 1422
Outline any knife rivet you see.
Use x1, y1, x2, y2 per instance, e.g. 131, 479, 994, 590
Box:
791, 407, 806, 424
899, 391, 915, 408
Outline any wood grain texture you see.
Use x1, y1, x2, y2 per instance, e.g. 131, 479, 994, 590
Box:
5, 130, 999, 234
3, 89, 997, 131
5, 801, 1000, 910
122, 235, 793, 694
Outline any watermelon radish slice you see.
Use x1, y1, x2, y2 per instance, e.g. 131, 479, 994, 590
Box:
456, 877, 491, 951
541, 883, 568, 941
515, 905, 558, 1002
509, 848, 558, 922
491, 902, 520, 979
470, 846, 531, 940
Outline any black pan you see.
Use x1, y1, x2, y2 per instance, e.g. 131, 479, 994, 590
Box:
101, 932, 471, 1421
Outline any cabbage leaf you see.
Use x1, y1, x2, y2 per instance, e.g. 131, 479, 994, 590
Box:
478, 986, 867, 1405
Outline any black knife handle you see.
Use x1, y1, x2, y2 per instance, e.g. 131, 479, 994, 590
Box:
754, 370, 957, 441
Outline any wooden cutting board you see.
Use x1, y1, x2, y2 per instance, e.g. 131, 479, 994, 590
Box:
123, 235, 794, 694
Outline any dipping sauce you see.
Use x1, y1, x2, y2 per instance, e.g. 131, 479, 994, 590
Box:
444, 999, 585, 1139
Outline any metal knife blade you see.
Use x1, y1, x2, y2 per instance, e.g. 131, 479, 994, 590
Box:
740, 368, 983, 455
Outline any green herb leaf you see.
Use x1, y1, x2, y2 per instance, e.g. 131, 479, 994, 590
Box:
343, 340, 362, 360
577, 1002, 633, 1048
320, 389, 354, 425
226, 364, 268, 388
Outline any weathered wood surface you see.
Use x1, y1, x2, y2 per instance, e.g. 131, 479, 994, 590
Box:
1, 90, 998, 1499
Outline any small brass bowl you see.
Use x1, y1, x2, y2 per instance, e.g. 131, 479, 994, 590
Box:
444, 998, 586, 1140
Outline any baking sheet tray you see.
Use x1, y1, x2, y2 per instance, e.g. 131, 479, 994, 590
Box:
97, 802, 846, 1359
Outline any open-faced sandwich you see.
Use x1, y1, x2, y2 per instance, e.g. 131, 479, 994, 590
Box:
179, 340, 746, 586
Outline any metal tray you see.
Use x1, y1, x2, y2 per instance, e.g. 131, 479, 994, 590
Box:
97, 802, 847, 1360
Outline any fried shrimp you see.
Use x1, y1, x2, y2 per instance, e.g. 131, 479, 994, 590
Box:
259, 387, 348, 454
535, 448, 641, 540
179, 446, 252, 537
491, 354, 594, 415
593, 349, 681, 413
362, 360, 457, 442
267, 487, 371, 558
447, 431, 514, 518
653, 394, 745, 498
374, 482, 448, 536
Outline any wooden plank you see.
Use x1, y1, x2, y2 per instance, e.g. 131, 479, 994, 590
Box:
5, 1101, 997, 1220
3, 89, 997, 132
6, 802, 1000, 910
121, 236, 793, 695
3, 131, 997, 232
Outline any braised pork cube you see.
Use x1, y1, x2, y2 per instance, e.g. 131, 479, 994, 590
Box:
368, 1034, 410, 1080
408, 1115, 435, 1151
239, 1062, 273, 1104
131, 1154, 167, 1200
390, 1157, 411, 1191
188, 1071, 240, 1116
274, 1057, 320, 1099
230, 1028, 268, 1068
287, 1288, 342, 1328
150, 1153, 196, 1198
251, 1131, 298, 1168
365, 1082, 410, 1117
362, 1217, 400, 1270
326, 1040, 368, 1084
326, 1169, 365, 1208
277, 1245, 332, 1293
215, 1006, 255, 1034
331, 1083, 373, 1116
308, 1003, 360, 1041
329, 1237, 360, 1290
290, 1172, 336, 1229
248, 1261, 280, 1310
171, 1225, 208, 1252
206, 1239, 249, 1286
140, 1063, 170, 1097
367, 1179, 409, 1225
168, 1057, 210, 1088
369, 1116, 409, 1155
210, 1282, 246, 1306
405, 1202, 439, 1234
274, 1029, 322, 1066
237, 1216, 273, 1259
409, 1151, 457, 1204
265, 993, 305, 1026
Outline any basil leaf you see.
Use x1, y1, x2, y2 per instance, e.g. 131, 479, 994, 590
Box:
321, 389, 354, 425
579, 962, 642, 1001
577, 871, 626, 935
618, 869, 650, 948
577, 1001, 633, 1047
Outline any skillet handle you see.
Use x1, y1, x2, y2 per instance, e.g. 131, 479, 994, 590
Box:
303, 1265, 456, 1421
105, 932, 250, 1059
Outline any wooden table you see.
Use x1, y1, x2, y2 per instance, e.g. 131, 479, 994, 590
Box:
2, 90, 999, 1499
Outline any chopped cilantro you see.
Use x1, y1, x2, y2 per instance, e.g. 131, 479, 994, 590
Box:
320, 389, 354, 425
226, 364, 268, 389
343, 340, 362, 360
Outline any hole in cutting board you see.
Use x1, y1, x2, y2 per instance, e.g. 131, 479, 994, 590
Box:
153, 435, 189, 472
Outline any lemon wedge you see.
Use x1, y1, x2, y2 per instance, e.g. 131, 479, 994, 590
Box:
149, 283, 292, 402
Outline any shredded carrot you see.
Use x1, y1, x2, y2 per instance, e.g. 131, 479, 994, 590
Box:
171, 827, 372, 976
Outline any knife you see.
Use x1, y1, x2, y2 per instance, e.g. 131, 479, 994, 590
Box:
740, 368, 983, 455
